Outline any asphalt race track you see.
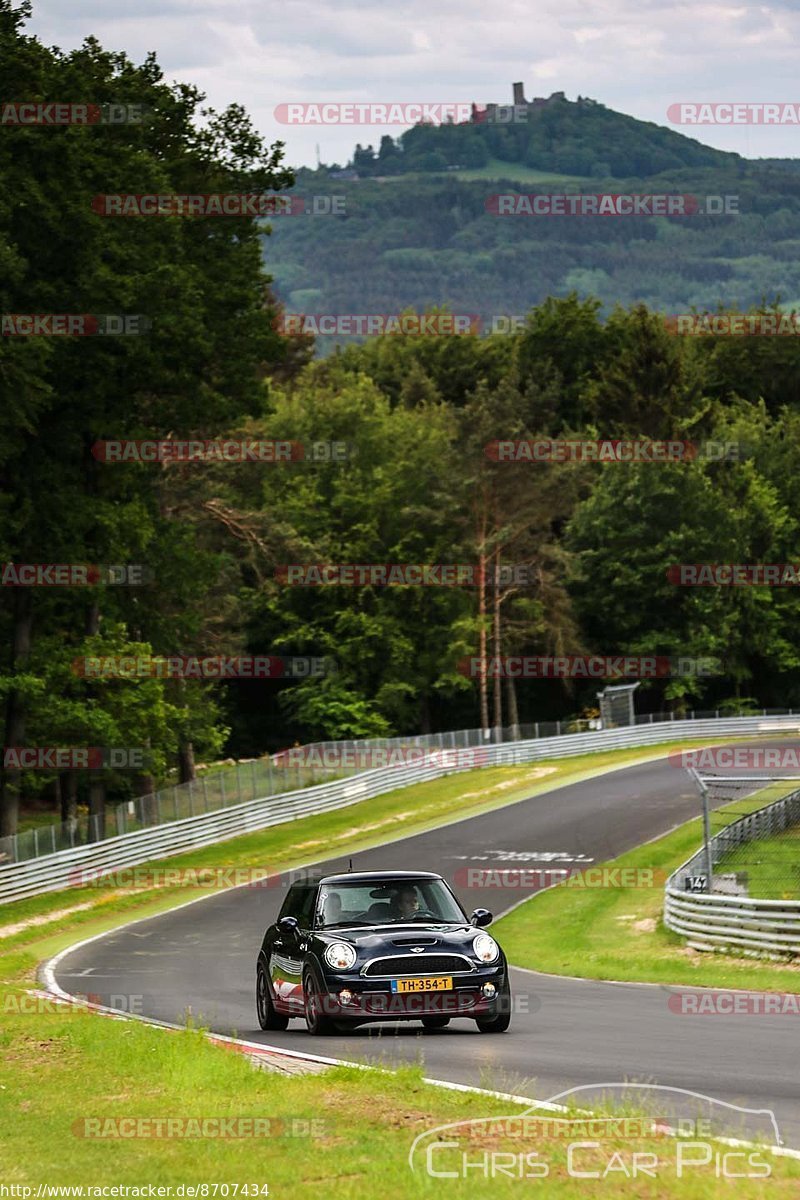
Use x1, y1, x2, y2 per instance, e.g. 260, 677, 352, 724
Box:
52, 741, 800, 1148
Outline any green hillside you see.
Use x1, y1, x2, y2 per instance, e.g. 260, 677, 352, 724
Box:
346, 91, 739, 179
258, 90, 800, 338
262, 162, 800, 339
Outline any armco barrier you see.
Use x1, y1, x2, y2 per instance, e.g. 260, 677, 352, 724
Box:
664, 789, 800, 956
1, 714, 797, 906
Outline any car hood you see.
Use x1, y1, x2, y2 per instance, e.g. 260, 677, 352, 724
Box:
314, 923, 486, 951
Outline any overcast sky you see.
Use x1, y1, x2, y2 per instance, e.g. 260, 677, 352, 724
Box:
24, 0, 800, 168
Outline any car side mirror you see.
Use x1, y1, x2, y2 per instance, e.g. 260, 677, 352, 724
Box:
471, 908, 493, 928
278, 916, 299, 936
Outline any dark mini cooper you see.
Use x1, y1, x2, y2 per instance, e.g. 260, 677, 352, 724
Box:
256, 870, 512, 1035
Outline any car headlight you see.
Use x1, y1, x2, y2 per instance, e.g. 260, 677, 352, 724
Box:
473, 933, 500, 963
324, 942, 357, 970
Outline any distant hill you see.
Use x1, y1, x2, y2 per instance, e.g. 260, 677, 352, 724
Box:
262, 90, 800, 348
345, 87, 741, 180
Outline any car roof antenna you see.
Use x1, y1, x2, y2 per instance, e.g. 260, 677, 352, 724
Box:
348, 858, 353, 872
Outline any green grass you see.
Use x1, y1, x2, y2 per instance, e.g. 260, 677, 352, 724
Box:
716, 822, 800, 900
495, 787, 800, 990
1, 947, 798, 1194
393, 159, 593, 185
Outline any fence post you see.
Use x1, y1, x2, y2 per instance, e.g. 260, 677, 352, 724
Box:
220, 772, 226, 808
33, 827, 39, 858
691, 771, 714, 894
174, 787, 179, 820
202, 776, 209, 811
556, 721, 561, 737
251, 758, 258, 800
188, 779, 195, 817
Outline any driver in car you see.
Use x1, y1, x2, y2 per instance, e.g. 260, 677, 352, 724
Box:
321, 892, 342, 925
390, 885, 421, 919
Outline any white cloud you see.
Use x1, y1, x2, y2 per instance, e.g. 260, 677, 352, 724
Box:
24, 0, 800, 167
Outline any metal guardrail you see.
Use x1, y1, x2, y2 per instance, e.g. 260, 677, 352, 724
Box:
6, 707, 795, 867
1, 713, 798, 906
664, 789, 800, 956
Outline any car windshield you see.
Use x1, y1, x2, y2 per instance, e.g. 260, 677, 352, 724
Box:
316, 878, 466, 928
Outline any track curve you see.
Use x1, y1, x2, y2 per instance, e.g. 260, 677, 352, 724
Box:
50, 742, 800, 1148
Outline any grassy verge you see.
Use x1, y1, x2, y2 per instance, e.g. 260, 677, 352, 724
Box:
0, 736, 761, 948
2, 738, 800, 1192
1, 947, 798, 1194
716, 823, 800, 900
495, 790, 800, 991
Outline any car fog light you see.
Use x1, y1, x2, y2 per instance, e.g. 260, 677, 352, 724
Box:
481, 982, 497, 999
338, 988, 355, 1005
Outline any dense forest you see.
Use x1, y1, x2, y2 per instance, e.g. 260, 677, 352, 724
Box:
267, 161, 800, 327
265, 95, 800, 324
3, 1, 800, 835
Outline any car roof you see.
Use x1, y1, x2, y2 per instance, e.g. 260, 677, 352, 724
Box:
313, 870, 443, 886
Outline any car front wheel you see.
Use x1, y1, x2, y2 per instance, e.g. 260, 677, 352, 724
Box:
303, 971, 337, 1036
256, 961, 289, 1031
476, 981, 512, 1033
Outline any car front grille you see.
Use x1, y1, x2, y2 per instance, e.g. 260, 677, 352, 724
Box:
362, 954, 473, 977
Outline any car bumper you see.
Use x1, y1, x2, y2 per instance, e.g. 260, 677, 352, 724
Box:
317, 965, 508, 1021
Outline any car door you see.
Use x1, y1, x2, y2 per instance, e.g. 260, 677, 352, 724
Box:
269, 884, 316, 1013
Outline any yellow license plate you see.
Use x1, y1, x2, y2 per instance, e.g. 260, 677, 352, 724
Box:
390, 976, 453, 993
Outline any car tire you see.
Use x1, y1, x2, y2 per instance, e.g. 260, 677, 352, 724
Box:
421, 1016, 450, 1031
303, 970, 336, 1036
256, 961, 289, 1031
476, 981, 512, 1033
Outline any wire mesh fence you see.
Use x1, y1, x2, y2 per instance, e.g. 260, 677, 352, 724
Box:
0, 755, 346, 866
2, 706, 796, 867
701, 779, 800, 900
